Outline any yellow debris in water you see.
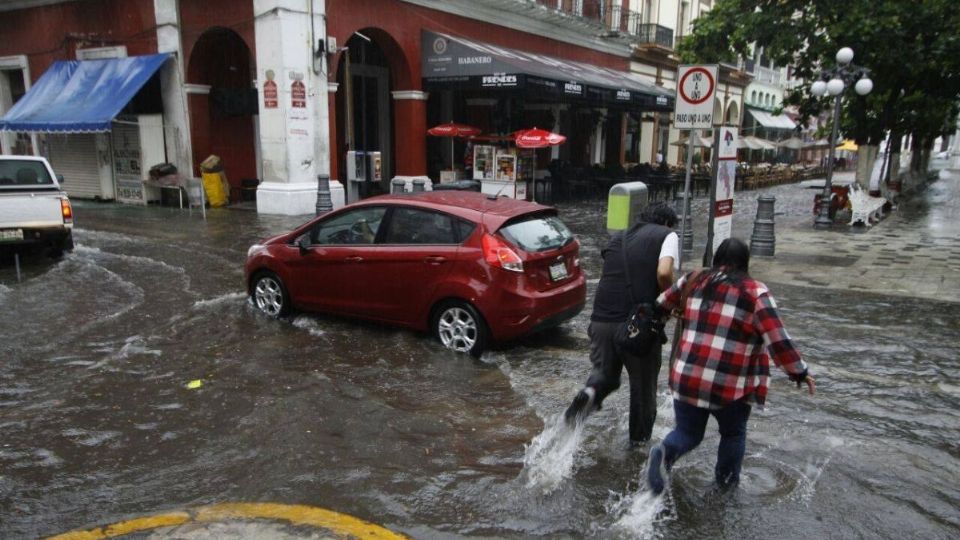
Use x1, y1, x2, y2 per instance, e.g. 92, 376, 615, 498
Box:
186, 379, 203, 390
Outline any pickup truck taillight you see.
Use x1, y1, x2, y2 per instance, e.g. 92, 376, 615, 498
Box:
61, 198, 73, 224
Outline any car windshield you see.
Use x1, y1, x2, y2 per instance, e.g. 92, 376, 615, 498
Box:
498, 214, 574, 253
0, 160, 54, 188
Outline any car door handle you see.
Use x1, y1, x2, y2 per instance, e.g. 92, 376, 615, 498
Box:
345, 256, 364, 262
423, 256, 446, 265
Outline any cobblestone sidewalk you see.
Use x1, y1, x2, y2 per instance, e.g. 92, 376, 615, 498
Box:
703, 169, 960, 303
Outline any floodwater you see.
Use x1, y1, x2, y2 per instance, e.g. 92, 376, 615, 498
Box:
1, 185, 958, 539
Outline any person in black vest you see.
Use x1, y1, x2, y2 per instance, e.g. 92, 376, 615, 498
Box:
565, 202, 679, 446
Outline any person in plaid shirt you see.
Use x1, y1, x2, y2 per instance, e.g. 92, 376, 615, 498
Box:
646, 238, 816, 495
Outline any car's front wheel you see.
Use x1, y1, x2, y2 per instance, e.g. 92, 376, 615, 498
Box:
251, 271, 291, 318
432, 301, 487, 357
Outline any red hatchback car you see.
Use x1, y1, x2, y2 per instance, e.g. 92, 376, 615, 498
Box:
244, 191, 586, 356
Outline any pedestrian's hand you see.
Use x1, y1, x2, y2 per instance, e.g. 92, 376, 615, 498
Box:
800, 375, 816, 395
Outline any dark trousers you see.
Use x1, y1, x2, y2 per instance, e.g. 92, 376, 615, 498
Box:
585, 320, 662, 442
662, 398, 752, 487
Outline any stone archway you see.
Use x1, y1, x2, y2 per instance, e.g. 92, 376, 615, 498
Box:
187, 27, 257, 200
333, 27, 417, 201
725, 101, 740, 126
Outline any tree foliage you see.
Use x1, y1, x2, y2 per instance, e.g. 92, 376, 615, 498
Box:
677, 0, 960, 148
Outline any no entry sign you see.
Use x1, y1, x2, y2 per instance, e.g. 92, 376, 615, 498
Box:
674, 65, 718, 129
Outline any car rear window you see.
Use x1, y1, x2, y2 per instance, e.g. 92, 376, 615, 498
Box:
498, 214, 574, 253
0, 160, 54, 188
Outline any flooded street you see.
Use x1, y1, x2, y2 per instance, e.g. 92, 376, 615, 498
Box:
1, 181, 958, 539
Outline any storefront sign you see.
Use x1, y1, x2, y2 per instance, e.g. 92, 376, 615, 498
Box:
482, 74, 518, 87
616, 89, 631, 101
563, 81, 583, 96
674, 64, 718, 129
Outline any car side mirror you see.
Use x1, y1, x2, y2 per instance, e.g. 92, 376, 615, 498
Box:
297, 235, 311, 255
56, 174, 65, 184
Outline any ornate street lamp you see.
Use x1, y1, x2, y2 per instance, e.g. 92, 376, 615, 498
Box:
810, 47, 873, 229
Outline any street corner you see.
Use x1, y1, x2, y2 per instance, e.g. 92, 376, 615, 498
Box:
46, 502, 408, 540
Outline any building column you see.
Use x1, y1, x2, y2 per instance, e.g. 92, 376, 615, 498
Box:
0, 55, 37, 156
392, 90, 429, 176
254, 0, 339, 215
153, 0, 192, 176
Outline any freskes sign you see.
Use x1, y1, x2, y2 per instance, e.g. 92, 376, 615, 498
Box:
674, 65, 718, 129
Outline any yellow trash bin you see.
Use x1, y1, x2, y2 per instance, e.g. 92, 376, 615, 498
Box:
202, 171, 228, 207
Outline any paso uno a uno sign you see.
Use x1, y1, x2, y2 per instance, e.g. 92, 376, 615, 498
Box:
674, 64, 718, 129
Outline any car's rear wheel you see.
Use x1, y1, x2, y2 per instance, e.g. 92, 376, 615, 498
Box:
252, 271, 291, 318
433, 301, 487, 357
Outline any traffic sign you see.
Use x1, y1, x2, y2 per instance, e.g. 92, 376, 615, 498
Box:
674, 65, 718, 129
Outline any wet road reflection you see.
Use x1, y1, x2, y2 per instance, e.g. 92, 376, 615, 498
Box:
1, 195, 957, 539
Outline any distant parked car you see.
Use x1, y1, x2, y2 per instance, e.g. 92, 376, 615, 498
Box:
244, 191, 586, 356
0, 155, 74, 258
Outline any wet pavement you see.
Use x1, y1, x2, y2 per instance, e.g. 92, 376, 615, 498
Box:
1, 168, 958, 539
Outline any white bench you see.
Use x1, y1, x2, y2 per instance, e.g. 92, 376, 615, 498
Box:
848, 185, 886, 226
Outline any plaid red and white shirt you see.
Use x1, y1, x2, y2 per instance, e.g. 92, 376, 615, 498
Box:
657, 271, 808, 410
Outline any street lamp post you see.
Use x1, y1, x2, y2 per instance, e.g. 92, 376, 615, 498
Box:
810, 47, 873, 230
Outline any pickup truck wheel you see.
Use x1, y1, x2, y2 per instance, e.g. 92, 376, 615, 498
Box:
432, 301, 487, 358
251, 271, 291, 318
48, 232, 74, 259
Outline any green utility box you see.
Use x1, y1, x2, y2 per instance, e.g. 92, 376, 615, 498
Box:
606, 182, 649, 234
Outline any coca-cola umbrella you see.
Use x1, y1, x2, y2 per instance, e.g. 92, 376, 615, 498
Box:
514, 128, 566, 202
514, 127, 567, 149
427, 122, 482, 169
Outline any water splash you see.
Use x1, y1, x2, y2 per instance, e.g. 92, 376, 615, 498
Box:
521, 414, 584, 494
608, 486, 673, 539
192, 292, 246, 310
292, 316, 327, 337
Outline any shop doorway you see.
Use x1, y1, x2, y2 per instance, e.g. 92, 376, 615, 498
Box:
337, 32, 393, 201
187, 27, 257, 200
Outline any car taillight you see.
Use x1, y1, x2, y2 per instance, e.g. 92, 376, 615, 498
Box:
61, 198, 73, 223
482, 233, 523, 273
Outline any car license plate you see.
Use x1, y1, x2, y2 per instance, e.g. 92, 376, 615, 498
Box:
549, 261, 568, 281
0, 229, 23, 242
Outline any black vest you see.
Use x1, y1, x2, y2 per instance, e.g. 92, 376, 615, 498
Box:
591, 222, 671, 322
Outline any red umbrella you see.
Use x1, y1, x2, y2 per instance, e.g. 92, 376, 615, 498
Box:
514, 127, 566, 149
427, 122, 482, 169
427, 122, 482, 137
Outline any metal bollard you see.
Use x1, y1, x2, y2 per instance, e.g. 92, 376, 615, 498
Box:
675, 193, 693, 253
391, 178, 407, 194
412, 179, 425, 192
750, 195, 776, 256
315, 174, 333, 214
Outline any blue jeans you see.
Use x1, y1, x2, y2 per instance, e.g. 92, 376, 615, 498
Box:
662, 398, 752, 487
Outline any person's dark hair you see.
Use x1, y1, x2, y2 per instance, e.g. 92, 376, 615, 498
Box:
641, 202, 677, 228
697, 238, 751, 308
712, 237, 750, 274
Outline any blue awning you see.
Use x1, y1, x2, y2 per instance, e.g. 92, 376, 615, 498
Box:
0, 53, 170, 133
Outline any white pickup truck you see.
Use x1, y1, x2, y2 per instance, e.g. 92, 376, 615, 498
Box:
0, 155, 74, 257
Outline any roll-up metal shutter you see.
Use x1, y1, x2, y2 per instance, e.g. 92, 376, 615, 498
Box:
46, 133, 102, 199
